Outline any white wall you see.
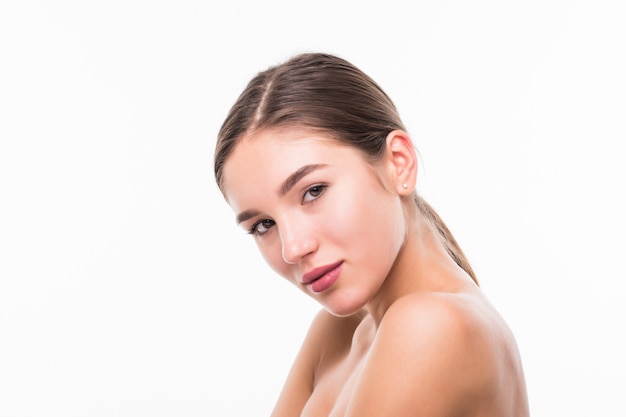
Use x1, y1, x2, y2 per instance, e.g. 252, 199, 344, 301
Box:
1, 1, 624, 416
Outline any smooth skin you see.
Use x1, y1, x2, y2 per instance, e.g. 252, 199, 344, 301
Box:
222, 126, 529, 417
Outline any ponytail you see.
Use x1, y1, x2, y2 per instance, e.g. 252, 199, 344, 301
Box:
415, 195, 478, 285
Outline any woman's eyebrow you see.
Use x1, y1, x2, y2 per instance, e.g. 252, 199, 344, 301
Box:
278, 164, 327, 196
236, 209, 260, 225
236, 164, 328, 224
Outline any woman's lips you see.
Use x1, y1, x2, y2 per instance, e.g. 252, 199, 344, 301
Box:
302, 261, 343, 293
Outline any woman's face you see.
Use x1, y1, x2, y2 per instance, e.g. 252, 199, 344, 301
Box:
222, 127, 407, 316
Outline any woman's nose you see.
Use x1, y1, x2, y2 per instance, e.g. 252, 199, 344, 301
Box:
280, 221, 317, 264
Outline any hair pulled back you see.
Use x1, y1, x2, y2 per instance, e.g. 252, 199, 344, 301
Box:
214, 52, 477, 284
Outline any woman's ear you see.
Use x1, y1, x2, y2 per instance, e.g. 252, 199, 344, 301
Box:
384, 130, 418, 195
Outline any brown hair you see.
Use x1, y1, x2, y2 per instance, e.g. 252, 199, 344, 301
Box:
214, 52, 477, 284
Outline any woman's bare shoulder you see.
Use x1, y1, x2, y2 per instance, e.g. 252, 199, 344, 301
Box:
346, 292, 517, 417
380, 290, 495, 337
376, 291, 499, 373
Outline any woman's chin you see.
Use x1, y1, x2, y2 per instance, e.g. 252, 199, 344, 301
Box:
321, 297, 366, 318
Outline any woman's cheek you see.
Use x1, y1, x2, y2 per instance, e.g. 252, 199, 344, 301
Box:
326, 196, 356, 239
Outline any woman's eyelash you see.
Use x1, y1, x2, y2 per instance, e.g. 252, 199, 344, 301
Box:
303, 183, 328, 202
247, 219, 274, 236
247, 221, 263, 235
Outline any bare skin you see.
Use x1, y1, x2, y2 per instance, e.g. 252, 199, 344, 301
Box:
223, 127, 529, 417
270, 221, 529, 417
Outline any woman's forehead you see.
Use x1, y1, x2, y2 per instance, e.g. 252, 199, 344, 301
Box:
230, 128, 347, 167
221, 129, 362, 201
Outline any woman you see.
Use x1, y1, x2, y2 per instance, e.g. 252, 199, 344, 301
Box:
214, 52, 529, 417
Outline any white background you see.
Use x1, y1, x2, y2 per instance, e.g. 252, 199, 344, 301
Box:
1, 1, 625, 416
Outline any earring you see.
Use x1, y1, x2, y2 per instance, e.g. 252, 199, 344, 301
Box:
402, 183, 408, 189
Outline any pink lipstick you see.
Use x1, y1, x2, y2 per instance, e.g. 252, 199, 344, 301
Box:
302, 261, 343, 293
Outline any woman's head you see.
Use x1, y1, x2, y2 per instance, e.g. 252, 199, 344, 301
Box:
214, 52, 477, 299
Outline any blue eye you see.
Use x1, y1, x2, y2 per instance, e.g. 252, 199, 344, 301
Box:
303, 184, 327, 203
248, 219, 275, 236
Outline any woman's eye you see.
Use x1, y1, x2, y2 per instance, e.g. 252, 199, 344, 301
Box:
248, 219, 275, 236
303, 184, 326, 203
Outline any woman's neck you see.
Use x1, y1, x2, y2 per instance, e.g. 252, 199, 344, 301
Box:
364, 214, 476, 324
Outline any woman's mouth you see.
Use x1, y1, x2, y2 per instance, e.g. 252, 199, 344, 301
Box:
302, 261, 343, 293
